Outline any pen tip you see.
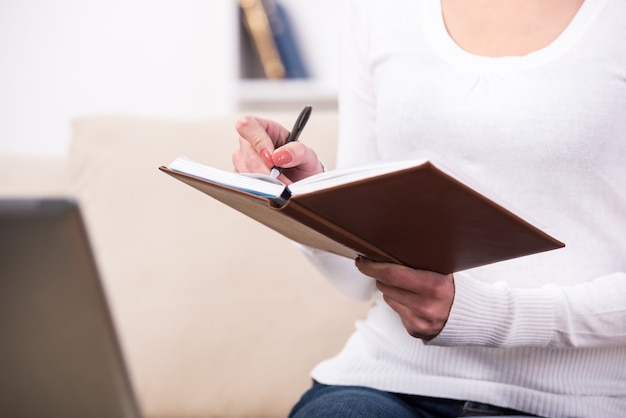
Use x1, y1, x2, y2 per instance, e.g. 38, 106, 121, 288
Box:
269, 167, 281, 178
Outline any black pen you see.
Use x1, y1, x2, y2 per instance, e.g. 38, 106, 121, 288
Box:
269, 105, 313, 179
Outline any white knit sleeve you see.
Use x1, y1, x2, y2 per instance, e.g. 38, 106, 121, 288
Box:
296, 244, 376, 302
429, 271, 626, 348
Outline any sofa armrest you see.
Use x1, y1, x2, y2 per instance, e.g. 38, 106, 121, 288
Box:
0, 156, 69, 196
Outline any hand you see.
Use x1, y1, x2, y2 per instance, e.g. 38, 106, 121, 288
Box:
355, 257, 455, 341
232, 115, 323, 184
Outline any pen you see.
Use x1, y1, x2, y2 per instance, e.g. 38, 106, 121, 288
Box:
269, 105, 313, 178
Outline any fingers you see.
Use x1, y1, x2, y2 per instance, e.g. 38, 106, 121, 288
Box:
378, 283, 447, 340
382, 296, 442, 340
232, 137, 270, 174
235, 115, 290, 168
356, 257, 423, 291
356, 257, 451, 295
355, 257, 455, 340
233, 115, 323, 182
272, 142, 322, 177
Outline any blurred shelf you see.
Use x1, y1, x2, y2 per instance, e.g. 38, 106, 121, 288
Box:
236, 79, 337, 111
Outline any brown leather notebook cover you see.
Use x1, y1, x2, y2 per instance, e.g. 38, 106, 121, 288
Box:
159, 163, 564, 274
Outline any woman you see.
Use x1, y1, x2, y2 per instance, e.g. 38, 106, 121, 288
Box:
232, 0, 626, 416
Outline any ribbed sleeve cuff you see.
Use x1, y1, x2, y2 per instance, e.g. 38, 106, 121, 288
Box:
429, 272, 557, 348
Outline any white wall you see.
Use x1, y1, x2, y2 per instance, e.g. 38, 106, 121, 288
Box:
0, 0, 237, 156
0, 0, 340, 156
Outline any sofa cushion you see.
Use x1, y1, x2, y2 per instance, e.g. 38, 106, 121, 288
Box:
68, 112, 369, 417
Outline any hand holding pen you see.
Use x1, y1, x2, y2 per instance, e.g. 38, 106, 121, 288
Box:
270, 105, 313, 178
232, 105, 321, 183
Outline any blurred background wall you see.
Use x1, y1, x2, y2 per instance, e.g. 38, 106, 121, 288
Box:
0, 0, 339, 156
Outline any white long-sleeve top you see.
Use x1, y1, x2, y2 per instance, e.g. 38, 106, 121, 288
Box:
301, 1, 626, 417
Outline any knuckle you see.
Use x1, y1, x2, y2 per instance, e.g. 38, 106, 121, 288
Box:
405, 319, 438, 340
235, 115, 255, 132
235, 116, 270, 151
403, 318, 427, 339
244, 151, 260, 168
251, 134, 268, 151
426, 282, 445, 301
400, 305, 444, 340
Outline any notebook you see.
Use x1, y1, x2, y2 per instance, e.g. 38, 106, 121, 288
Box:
0, 198, 143, 418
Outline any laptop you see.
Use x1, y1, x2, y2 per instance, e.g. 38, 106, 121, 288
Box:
0, 198, 143, 418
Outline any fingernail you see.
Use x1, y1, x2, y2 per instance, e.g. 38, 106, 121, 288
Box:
261, 148, 273, 167
273, 149, 293, 166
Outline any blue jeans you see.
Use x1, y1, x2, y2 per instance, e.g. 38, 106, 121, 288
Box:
288, 381, 536, 418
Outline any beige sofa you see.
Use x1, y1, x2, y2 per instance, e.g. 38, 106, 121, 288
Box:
0, 112, 369, 417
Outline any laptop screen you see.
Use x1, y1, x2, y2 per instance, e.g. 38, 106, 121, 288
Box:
0, 198, 142, 418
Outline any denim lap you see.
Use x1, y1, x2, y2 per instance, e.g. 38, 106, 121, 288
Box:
288, 382, 535, 418
288, 383, 417, 418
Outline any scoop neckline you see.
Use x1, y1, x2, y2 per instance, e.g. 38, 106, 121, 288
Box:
421, 0, 607, 73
